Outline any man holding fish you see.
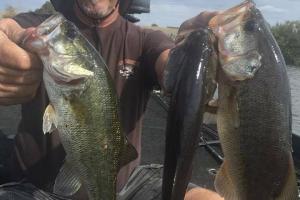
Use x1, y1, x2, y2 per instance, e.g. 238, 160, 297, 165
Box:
0, 0, 298, 199
0, 0, 223, 199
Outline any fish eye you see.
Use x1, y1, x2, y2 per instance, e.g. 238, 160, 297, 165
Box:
64, 22, 78, 40
66, 28, 77, 40
244, 20, 258, 32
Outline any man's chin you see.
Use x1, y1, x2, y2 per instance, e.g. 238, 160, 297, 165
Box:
81, 7, 110, 19
86, 12, 107, 19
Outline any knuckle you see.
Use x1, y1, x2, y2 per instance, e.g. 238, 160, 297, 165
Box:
0, 31, 8, 47
0, 19, 16, 38
18, 54, 42, 71
0, 19, 10, 31
16, 54, 32, 70
0, 18, 15, 27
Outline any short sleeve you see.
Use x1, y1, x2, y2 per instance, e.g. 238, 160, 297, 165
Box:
141, 29, 175, 87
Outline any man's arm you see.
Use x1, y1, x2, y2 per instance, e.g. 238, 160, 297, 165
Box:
154, 48, 171, 90
0, 18, 42, 105
184, 188, 224, 200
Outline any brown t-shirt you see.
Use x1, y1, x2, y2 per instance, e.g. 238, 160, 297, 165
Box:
11, 10, 174, 192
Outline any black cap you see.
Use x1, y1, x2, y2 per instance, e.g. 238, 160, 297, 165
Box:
50, 0, 150, 15
50, 0, 74, 13
50, 0, 150, 23
126, 0, 150, 14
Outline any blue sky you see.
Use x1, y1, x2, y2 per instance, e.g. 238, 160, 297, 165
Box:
0, 0, 299, 27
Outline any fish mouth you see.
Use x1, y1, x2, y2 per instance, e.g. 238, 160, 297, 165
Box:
209, 1, 255, 33
23, 14, 66, 55
36, 14, 65, 36
208, 0, 258, 58
24, 14, 95, 86
208, 1, 256, 59
208, 1, 262, 81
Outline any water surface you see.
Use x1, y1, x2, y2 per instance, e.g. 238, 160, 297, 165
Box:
288, 66, 300, 136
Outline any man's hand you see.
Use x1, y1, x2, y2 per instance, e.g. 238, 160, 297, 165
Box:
184, 188, 224, 200
0, 18, 42, 105
175, 11, 219, 45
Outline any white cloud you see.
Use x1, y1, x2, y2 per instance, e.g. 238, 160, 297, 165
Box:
258, 5, 286, 13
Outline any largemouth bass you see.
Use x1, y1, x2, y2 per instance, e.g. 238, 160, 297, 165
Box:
209, 1, 299, 199
162, 29, 217, 200
24, 14, 137, 200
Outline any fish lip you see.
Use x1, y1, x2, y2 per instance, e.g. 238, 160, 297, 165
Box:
208, 1, 260, 60
209, 1, 255, 30
36, 14, 65, 36
22, 14, 66, 55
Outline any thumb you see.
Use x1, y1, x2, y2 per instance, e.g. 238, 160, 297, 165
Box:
0, 19, 42, 70
0, 19, 42, 53
0, 18, 29, 44
0, 18, 38, 49
0, 19, 42, 54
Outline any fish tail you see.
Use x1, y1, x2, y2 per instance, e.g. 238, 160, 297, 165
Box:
275, 153, 299, 200
53, 161, 82, 197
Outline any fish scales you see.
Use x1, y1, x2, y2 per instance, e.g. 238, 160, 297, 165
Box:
50, 75, 121, 199
24, 14, 137, 200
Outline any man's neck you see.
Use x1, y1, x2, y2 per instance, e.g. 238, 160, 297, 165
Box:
74, 2, 120, 28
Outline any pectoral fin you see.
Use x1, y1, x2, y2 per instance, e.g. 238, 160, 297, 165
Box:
43, 104, 58, 134
214, 160, 238, 200
53, 161, 82, 197
119, 141, 138, 168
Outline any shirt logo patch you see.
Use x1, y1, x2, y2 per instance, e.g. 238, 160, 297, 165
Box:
118, 59, 139, 79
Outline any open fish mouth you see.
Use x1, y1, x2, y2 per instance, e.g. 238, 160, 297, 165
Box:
209, 1, 255, 30
22, 15, 65, 53
209, 1, 257, 57
22, 14, 94, 86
